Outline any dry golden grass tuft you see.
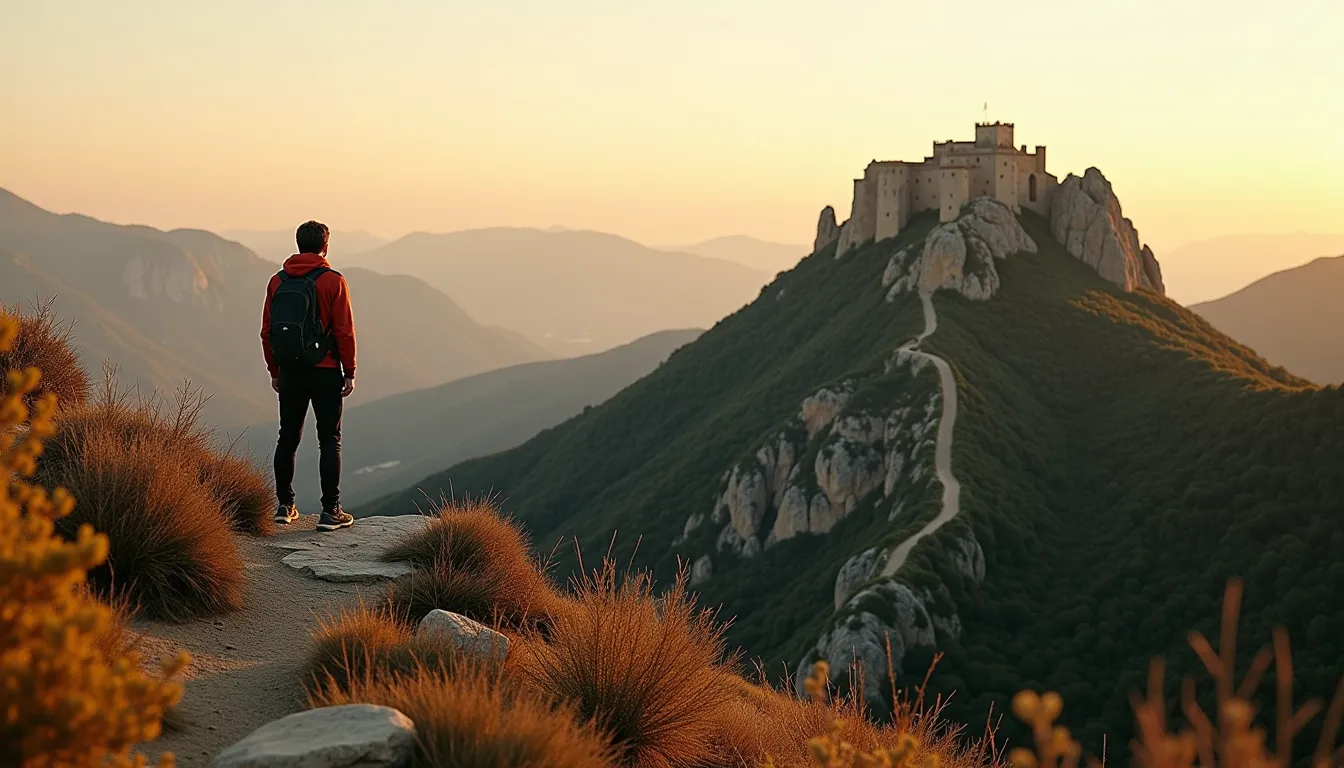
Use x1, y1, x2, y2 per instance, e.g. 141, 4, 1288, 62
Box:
52, 426, 245, 621
198, 448, 275, 536
304, 601, 483, 697
311, 662, 615, 768
35, 374, 260, 621
0, 297, 89, 413
516, 560, 739, 768
381, 499, 561, 631
0, 315, 187, 767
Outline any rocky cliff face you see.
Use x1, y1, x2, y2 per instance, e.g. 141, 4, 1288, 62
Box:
693, 353, 940, 570
1050, 168, 1164, 294
883, 198, 1037, 302
814, 206, 841, 254
798, 529, 986, 711
121, 252, 226, 310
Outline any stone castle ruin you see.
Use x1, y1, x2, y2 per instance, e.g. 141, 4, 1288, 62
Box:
819, 122, 1055, 258
813, 121, 1164, 295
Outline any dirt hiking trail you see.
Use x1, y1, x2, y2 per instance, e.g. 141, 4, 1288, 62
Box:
133, 516, 373, 766
881, 290, 962, 578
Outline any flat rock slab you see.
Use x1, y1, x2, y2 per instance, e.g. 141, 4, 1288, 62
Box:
209, 704, 416, 768
266, 515, 429, 583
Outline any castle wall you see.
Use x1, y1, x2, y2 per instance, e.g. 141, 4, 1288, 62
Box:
990, 152, 1018, 210
939, 168, 970, 222
830, 123, 1052, 249
1019, 168, 1057, 216
910, 165, 942, 213
874, 164, 909, 241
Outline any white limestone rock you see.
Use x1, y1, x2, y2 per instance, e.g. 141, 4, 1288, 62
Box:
418, 610, 510, 663
267, 515, 429, 583
800, 384, 853, 439
1050, 167, 1165, 293
886, 197, 1036, 302
768, 485, 811, 543
814, 439, 883, 521
714, 465, 768, 552
756, 433, 798, 505
881, 248, 910, 288
690, 554, 714, 586
951, 530, 987, 582
814, 206, 841, 253
796, 580, 938, 710
834, 547, 882, 610
209, 704, 415, 768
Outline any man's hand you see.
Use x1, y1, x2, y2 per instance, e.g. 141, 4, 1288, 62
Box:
342, 377, 355, 397
271, 377, 280, 394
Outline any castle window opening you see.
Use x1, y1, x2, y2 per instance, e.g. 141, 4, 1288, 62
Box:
1029, 174, 1037, 202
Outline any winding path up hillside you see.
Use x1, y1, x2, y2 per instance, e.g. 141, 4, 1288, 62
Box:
880, 291, 961, 577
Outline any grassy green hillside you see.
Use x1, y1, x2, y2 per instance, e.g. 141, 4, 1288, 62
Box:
362, 209, 1342, 755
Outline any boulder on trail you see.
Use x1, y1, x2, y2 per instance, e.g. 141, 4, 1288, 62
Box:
417, 609, 510, 663
208, 704, 416, 768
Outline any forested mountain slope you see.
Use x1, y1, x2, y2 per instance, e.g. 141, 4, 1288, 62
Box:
363, 183, 1342, 754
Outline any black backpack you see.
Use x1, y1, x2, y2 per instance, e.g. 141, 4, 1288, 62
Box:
269, 267, 338, 369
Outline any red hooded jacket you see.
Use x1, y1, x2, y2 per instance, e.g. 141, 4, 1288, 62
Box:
260, 253, 357, 378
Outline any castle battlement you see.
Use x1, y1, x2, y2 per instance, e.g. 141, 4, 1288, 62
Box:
828, 122, 1058, 257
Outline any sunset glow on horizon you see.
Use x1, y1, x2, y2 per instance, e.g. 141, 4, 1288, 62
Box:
4, 0, 1342, 266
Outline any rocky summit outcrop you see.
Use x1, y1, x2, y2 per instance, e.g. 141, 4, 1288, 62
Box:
814, 206, 841, 254
1050, 167, 1164, 293
418, 609, 510, 664
210, 704, 416, 768
884, 198, 1037, 301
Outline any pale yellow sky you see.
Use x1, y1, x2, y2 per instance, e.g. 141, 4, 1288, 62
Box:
3, 1, 1342, 259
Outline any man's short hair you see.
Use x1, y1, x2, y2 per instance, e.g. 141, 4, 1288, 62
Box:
296, 220, 330, 255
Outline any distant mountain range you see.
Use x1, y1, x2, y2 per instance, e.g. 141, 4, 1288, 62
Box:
669, 235, 807, 275
340, 228, 770, 355
222, 229, 389, 262
1162, 232, 1344, 305
242, 329, 700, 508
0, 189, 547, 427
1191, 254, 1344, 384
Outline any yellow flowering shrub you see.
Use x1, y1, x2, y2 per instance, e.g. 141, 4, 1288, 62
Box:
0, 315, 189, 768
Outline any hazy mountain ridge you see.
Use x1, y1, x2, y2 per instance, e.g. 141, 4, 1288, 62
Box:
670, 235, 807, 275
1162, 232, 1344, 305
341, 227, 771, 354
0, 188, 548, 426
1191, 253, 1344, 384
223, 228, 390, 263
361, 202, 1341, 754
244, 328, 701, 507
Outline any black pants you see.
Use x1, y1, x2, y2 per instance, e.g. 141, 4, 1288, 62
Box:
274, 367, 344, 512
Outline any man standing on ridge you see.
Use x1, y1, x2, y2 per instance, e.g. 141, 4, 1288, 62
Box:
260, 220, 357, 531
